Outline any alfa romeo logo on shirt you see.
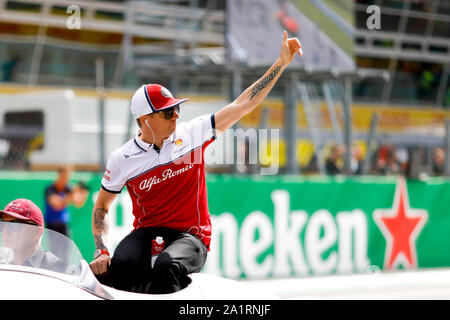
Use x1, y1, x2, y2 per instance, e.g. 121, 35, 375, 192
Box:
139, 164, 194, 192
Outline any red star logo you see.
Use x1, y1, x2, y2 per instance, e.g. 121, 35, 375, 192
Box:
373, 178, 428, 270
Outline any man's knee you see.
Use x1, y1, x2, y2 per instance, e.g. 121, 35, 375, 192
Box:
153, 252, 183, 277
109, 249, 150, 283
108, 253, 150, 292
151, 252, 192, 293
111, 253, 142, 270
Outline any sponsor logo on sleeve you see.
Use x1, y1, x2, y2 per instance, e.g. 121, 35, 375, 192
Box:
103, 169, 111, 182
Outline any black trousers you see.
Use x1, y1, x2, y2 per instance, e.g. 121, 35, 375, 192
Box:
99, 227, 207, 294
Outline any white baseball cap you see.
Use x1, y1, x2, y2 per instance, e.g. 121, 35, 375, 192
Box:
130, 84, 188, 119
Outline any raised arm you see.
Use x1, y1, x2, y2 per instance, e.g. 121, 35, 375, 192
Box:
89, 188, 117, 275
214, 31, 302, 133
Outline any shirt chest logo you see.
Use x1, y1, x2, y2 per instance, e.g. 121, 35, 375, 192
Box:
138, 163, 194, 192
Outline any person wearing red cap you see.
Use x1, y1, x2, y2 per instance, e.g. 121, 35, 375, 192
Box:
0, 198, 68, 272
89, 31, 303, 293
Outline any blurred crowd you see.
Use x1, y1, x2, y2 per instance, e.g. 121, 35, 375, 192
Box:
320, 142, 447, 177
232, 136, 448, 177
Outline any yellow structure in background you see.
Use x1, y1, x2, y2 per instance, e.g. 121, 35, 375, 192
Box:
241, 99, 450, 133
259, 138, 368, 170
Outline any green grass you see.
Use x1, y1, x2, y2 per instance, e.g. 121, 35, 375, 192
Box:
292, 0, 354, 58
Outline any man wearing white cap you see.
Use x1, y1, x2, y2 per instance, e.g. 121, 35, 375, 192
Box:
89, 31, 302, 293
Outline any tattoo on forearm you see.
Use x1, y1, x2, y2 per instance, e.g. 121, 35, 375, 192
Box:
94, 208, 108, 249
94, 235, 107, 250
250, 66, 282, 99
94, 208, 107, 230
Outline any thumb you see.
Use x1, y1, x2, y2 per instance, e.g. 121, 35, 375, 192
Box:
282, 30, 288, 43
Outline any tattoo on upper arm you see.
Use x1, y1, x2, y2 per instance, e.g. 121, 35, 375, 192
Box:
250, 66, 282, 99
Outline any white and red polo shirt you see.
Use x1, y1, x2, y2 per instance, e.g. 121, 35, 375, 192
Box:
101, 114, 216, 250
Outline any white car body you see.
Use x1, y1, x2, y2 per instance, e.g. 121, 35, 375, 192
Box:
0, 222, 278, 300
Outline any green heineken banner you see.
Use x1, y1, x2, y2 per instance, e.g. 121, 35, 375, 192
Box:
1, 172, 450, 279
204, 175, 450, 278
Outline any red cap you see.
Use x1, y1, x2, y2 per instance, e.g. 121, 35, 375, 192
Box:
130, 84, 188, 119
0, 199, 44, 227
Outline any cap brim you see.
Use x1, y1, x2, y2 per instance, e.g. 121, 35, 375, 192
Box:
156, 98, 188, 111
0, 210, 41, 226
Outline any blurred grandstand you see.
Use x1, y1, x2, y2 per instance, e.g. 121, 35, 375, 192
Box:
355, 0, 449, 106
0, 0, 448, 177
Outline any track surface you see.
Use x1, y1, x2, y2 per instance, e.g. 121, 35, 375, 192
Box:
240, 268, 450, 299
